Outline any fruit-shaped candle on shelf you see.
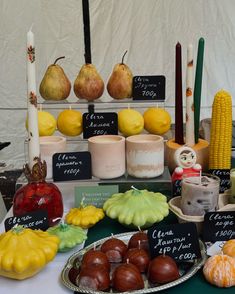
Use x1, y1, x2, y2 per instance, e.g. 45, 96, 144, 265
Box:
118, 108, 144, 137
26, 110, 57, 137
39, 56, 71, 101
13, 158, 63, 227
73, 63, 104, 101
57, 109, 83, 137
107, 51, 133, 99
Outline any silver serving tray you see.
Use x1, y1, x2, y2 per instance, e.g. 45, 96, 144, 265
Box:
61, 231, 207, 293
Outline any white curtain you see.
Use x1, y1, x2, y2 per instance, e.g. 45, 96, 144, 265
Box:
0, 0, 235, 167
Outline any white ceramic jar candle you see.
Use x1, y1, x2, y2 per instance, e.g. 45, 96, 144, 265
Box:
126, 134, 164, 178
181, 173, 220, 216
88, 135, 125, 179
40, 136, 66, 179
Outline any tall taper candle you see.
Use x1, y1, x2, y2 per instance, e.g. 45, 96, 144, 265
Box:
185, 44, 195, 146
82, 0, 92, 64
175, 42, 184, 145
194, 37, 205, 143
27, 28, 40, 169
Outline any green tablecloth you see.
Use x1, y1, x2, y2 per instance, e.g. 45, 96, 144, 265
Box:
85, 214, 234, 294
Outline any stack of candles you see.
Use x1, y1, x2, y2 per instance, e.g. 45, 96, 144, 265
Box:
165, 38, 209, 172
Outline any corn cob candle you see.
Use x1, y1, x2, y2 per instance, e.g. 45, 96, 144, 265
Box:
209, 90, 232, 170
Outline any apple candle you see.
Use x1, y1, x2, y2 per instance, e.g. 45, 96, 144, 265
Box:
185, 44, 195, 147
175, 42, 184, 145
27, 27, 40, 169
229, 169, 235, 204
181, 173, 220, 216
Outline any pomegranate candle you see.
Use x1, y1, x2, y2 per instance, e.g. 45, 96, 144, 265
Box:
88, 135, 125, 179
181, 173, 220, 216
126, 134, 164, 178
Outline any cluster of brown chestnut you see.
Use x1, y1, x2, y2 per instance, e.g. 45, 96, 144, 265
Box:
68, 231, 180, 292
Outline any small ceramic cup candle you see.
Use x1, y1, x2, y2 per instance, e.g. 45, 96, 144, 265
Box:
88, 135, 125, 179
181, 173, 220, 216
229, 168, 235, 204
40, 136, 66, 179
126, 134, 164, 178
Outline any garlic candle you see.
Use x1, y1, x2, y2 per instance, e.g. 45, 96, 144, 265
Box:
27, 27, 40, 169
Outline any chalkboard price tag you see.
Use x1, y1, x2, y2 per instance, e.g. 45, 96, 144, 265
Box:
53, 152, 91, 182
132, 75, 165, 101
83, 112, 118, 139
203, 211, 235, 242
4, 210, 49, 231
147, 223, 201, 261
209, 169, 230, 193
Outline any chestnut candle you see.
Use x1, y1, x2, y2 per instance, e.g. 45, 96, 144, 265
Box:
181, 174, 220, 216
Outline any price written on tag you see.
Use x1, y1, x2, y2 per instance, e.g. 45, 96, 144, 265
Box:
147, 223, 201, 261
209, 169, 230, 193
53, 152, 91, 182
132, 75, 165, 101
4, 210, 49, 231
75, 185, 119, 208
203, 211, 235, 242
82, 112, 118, 139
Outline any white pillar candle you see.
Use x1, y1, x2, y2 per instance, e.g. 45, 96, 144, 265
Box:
185, 44, 195, 147
27, 28, 40, 169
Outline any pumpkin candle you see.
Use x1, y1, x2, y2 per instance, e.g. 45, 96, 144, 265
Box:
27, 27, 40, 169
185, 44, 195, 146
175, 42, 184, 145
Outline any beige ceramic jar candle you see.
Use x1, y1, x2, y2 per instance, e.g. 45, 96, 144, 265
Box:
126, 134, 164, 178
40, 136, 66, 179
88, 135, 125, 179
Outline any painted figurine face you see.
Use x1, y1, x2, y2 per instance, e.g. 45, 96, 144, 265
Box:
174, 146, 197, 168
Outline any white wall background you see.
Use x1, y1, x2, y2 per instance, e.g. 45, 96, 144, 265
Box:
0, 0, 235, 168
